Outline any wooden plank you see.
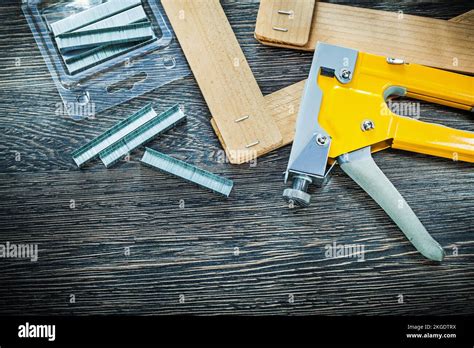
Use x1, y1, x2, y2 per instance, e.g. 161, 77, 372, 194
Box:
264, 80, 305, 145
254, 0, 316, 47
255, 2, 474, 74
211, 78, 304, 157
211, 79, 305, 149
161, 0, 282, 164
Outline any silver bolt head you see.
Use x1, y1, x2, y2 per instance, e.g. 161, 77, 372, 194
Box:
361, 120, 375, 131
315, 133, 329, 146
283, 188, 311, 207
340, 68, 351, 80
386, 57, 405, 65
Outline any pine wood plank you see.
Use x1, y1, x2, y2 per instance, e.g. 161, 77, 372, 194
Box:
255, 2, 474, 74
161, 0, 282, 164
254, 0, 316, 47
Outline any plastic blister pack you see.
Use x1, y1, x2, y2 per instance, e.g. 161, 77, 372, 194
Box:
22, 0, 190, 120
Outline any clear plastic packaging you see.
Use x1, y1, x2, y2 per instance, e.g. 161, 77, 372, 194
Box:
22, 0, 190, 120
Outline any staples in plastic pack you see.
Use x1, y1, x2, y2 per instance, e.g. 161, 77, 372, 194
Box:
22, 0, 190, 120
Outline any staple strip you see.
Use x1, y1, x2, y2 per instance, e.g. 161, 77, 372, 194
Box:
51, 0, 142, 36
56, 22, 153, 53
65, 38, 156, 74
75, 5, 148, 33
99, 105, 186, 167
72, 104, 157, 167
141, 148, 233, 197
63, 6, 152, 72
61, 47, 96, 64
64, 42, 134, 65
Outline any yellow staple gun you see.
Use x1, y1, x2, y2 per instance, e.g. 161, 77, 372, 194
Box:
283, 42, 474, 262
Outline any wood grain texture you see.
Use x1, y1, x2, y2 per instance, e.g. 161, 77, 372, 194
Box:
0, 0, 473, 316
161, 0, 282, 164
254, 0, 315, 46
264, 79, 305, 145
212, 80, 305, 149
255, 1, 474, 74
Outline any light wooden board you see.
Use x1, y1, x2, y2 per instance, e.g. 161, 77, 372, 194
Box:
254, 0, 316, 47
161, 0, 282, 164
255, 2, 474, 74
214, 10, 474, 150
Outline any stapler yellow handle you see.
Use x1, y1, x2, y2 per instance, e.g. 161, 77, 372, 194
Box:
315, 51, 474, 163
283, 42, 473, 261
391, 116, 473, 163
375, 55, 474, 162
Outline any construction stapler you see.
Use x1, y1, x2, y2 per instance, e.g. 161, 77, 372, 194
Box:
283, 42, 474, 261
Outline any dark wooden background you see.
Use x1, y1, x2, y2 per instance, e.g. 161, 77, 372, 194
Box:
0, 0, 472, 316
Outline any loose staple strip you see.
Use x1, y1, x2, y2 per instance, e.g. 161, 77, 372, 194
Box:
99, 105, 186, 167
141, 148, 234, 197
50, 0, 141, 36
75, 5, 148, 33
56, 22, 154, 53
72, 104, 157, 167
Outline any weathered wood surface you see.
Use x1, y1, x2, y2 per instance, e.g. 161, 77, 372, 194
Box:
0, 0, 472, 315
